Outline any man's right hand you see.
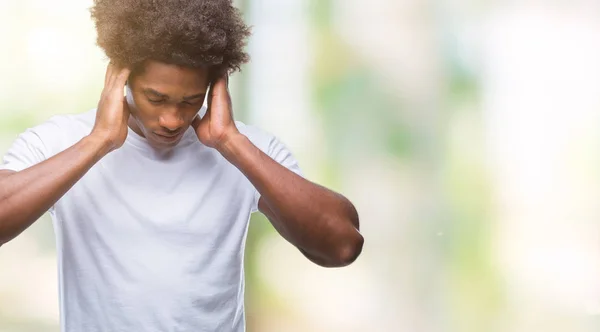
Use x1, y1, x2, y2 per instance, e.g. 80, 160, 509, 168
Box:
0, 63, 133, 246
90, 63, 132, 153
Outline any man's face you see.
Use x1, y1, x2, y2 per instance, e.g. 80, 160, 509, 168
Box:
126, 60, 210, 149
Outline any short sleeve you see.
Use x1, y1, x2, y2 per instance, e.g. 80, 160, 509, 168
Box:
0, 116, 70, 172
233, 121, 303, 214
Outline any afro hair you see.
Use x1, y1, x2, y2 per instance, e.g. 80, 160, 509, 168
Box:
90, 0, 251, 73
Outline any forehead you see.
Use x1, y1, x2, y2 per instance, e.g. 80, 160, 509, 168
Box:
133, 60, 210, 93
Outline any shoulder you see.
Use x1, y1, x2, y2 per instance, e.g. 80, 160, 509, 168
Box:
235, 121, 275, 152
31, 109, 95, 135
235, 121, 300, 172
65, 109, 97, 135
22, 109, 96, 151
235, 121, 271, 139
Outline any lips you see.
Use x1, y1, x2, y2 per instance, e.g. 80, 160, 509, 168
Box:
154, 131, 183, 142
156, 132, 180, 138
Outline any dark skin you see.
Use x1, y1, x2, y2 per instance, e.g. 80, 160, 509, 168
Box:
0, 61, 363, 267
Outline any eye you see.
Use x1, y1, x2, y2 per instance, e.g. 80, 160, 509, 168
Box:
181, 100, 201, 107
148, 99, 165, 105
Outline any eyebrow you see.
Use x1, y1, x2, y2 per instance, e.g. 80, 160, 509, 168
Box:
142, 88, 205, 101
143, 88, 168, 99
182, 93, 206, 101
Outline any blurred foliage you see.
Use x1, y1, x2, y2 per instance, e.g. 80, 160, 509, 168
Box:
310, 1, 414, 192
440, 34, 504, 331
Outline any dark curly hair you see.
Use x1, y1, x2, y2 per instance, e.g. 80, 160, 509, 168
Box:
90, 0, 251, 73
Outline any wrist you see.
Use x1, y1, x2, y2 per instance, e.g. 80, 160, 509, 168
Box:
216, 132, 251, 159
84, 132, 116, 158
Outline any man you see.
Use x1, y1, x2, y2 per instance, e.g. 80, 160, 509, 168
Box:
0, 0, 363, 331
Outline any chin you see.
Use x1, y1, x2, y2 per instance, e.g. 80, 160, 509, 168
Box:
151, 135, 185, 149
149, 140, 180, 149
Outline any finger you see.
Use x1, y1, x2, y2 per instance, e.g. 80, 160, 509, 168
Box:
104, 63, 114, 88
104, 68, 130, 102
211, 73, 228, 96
207, 74, 229, 112
113, 67, 131, 91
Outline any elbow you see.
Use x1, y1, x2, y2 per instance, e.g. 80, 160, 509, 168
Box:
325, 205, 363, 267
300, 205, 364, 268
333, 204, 362, 267
330, 228, 364, 267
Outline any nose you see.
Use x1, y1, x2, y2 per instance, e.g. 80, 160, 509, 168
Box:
158, 113, 185, 133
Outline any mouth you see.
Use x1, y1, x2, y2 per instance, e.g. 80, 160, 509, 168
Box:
153, 131, 184, 143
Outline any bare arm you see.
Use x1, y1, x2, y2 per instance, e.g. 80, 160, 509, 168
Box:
0, 64, 131, 246
194, 73, 363, 268
0, 138, 111, 245
221, 135, 363, 268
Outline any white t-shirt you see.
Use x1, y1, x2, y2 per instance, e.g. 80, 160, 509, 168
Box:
0, 109, 302, 332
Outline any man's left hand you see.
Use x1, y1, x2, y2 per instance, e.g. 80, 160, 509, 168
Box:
192, 71, 240, 150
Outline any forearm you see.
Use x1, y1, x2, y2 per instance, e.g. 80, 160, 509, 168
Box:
0, 134, 110, 245
218, 134, 363, 266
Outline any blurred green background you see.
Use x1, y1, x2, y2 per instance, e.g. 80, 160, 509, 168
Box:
2, 0, 600, 331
